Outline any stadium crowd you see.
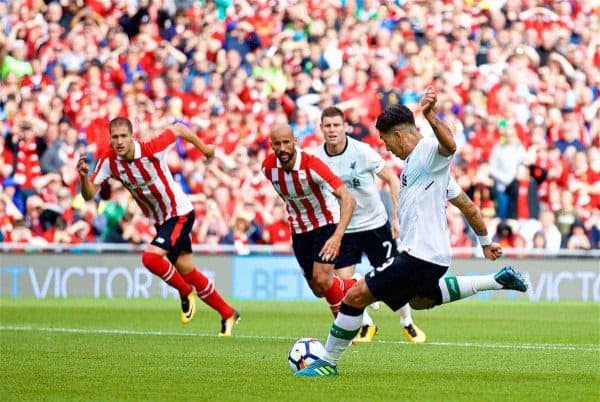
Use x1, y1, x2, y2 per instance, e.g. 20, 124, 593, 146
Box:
0, 0, 598, 253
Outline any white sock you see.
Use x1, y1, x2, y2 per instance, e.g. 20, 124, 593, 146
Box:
398, 303, 413, 327
439, 275, 502, 303
361, 309, 374, 326
324, 309, 362, 365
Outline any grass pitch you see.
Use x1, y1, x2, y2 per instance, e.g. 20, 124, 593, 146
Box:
1, 298, 598, 401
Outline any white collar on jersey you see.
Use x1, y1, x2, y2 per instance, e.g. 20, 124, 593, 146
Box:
116, 141, 142, 160
276, 147, 302, 171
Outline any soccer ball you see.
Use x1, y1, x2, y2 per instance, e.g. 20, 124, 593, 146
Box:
287, 338, 326, 373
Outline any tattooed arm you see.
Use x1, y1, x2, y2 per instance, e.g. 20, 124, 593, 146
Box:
449, 191, 503, 260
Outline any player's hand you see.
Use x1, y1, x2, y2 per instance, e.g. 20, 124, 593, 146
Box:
390, 218, 400, 239
319, 234, 342, 262
420, 86, 437, 116
77, 156, 89, 178
203, 146, 215, 159
482, 242, 503, 260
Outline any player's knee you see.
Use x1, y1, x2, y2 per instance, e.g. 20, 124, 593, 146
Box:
343, 283, 370, 309
409, 296, 436, 310
308, 274, 330, 296
141, 251, 163, 268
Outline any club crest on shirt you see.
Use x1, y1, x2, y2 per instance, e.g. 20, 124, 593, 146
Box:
123, 180, 151, 190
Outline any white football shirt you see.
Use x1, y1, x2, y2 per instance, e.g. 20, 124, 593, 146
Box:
315, 136, 388, 233
446, 177, 461, 200
397, 136, 453, 266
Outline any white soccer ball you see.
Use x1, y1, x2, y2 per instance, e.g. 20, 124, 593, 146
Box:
287, 338, 326, 373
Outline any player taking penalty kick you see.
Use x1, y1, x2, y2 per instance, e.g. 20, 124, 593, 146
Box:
262, 124, 357, 318
77, 118, 239, 336
316, 106, 412, 343
296, 88, 528, 377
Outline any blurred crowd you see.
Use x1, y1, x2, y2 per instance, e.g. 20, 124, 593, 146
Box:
0, 0, 598, 253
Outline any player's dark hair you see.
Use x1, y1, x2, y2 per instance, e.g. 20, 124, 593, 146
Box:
321, 106, 345, 123
375, 104, 415, 133
109, 117, 132, 133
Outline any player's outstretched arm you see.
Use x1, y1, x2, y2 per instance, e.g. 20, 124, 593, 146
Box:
376, 166, 400, 238
449, 191, 502, 260
420, 87, 456, 156
319, 186, 356, 261
77, 156, 99, 201
170, 122, 215, 159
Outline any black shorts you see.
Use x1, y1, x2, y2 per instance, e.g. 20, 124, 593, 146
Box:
364, 252, 448, 311
151, 210, 195, 264
335, 222, 398, 269
292, 224, 337, 280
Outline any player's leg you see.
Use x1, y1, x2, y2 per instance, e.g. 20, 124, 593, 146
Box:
397, 303, 426, 343
295, 279, 374, 377
142, 244, 192, 296
334, 233, 376, 340
364, 223, 423, 342
293, 225, 350, 317
410, 266, 528, 310
310, 261, 346, 317
142, 243, 195, 323
168, 211, 238, 333
336, 267, 376, 342
438, 266, 528, 304
174, 252, 239, 336
297, 254, 410, 377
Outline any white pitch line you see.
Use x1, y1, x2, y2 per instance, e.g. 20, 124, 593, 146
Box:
1, 325, 598, 352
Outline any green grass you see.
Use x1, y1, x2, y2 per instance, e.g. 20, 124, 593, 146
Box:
1, 298, 599, 401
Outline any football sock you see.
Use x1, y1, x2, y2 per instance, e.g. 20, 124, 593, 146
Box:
323, 276, 346, 317
342, 278, 356, 294
439, 275, 503, 303
141, 252, 192, 297
182, 269, 235, 319
324, 303, 364, 365
361, 309, 374, 326
398, 303, 413, 327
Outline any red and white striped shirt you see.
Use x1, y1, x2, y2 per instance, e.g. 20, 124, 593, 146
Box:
91, 130, 192, 225
262, 150, 343, 234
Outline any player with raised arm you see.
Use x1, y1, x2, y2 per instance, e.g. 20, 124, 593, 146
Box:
77, 117, 240, 336
262, 124, 357, 317
316, 106, 411, 343
296, 88, 527, 376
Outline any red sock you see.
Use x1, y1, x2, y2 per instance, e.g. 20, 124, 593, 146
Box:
342, 278, 356, 294
183, 269, 234, 319
323, 276, 345, 317
141, 252, 192, 297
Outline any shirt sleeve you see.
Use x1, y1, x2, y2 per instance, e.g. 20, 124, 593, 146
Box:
90, 156, 112, 186
363, 143, 385, 174
140, 129, 176, 156
308, 155, 343, 191
446, 176, 462, 200
417, 136, 452, 174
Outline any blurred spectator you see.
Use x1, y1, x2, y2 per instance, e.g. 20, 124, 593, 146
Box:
555, 191, 580, 238
508, 164, 547, 220
531, 231, 547, 250
262, 202, 291, 246
0, 0, 597, 252
345, 107, 370, 142
220, 210, 263, 254
538, 210, 563, 253
565, 221, 592, 250
489, 122, 526, 219
493, 221, 525, 249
